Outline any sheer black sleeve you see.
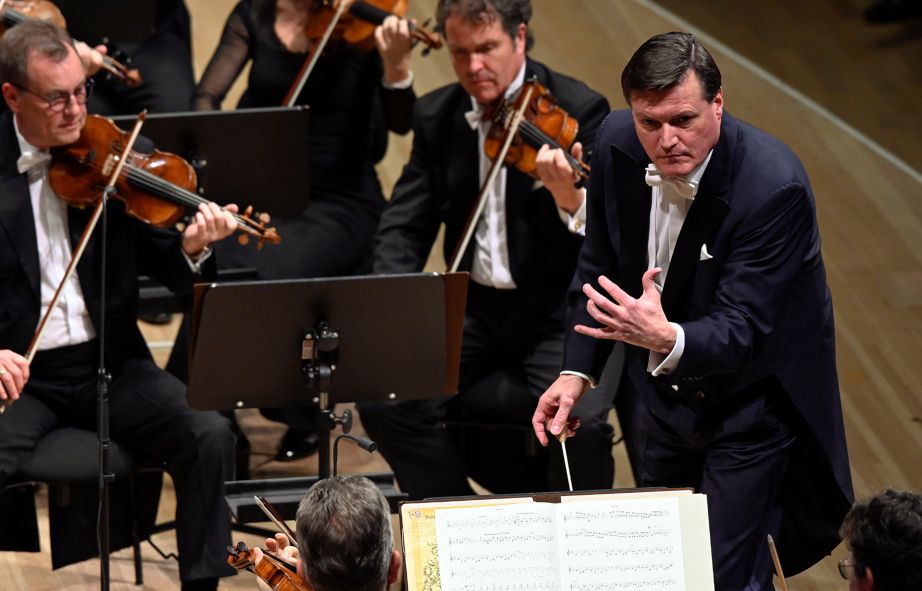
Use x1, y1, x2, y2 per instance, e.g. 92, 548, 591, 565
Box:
193, 2, 252, 110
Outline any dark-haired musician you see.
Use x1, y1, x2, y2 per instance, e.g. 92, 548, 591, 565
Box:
359, 0, 615, 499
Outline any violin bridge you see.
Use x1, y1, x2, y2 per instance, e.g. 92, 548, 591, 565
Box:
102, 153, 120, 177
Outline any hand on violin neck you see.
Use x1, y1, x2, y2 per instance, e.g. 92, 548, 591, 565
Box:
74, 41, 107, 77
253, 533, 303, 589
265, 532, 299, 559
376, 14, 413, 85
181, 202, 239, 258
536, 142, 585, 214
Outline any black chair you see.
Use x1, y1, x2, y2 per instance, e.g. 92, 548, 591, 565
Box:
0, 427, 167, 585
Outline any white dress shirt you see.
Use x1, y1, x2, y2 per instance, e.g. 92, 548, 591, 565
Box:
647, 150, 712, 376
15, 119, 97, 350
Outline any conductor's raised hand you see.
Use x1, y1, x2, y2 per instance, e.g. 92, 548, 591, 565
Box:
531, 374, 588, 446
576, 269, 676, 354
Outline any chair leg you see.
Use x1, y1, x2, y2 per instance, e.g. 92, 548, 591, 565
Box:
128, 474, 143, 585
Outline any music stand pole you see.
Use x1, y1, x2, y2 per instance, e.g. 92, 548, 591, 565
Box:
96, 186, 114, 591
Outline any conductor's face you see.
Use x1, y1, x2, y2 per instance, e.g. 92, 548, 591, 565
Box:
444, 13, 526, 106
629, 70, 723, 179
1, 45, 87, 150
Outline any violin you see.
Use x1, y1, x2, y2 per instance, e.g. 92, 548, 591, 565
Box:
483, 78, 590, 181
49, 114, 281, 247
306, 0, 441, 53
283, 0, 441, 106
447, 79, 589, 272
0, 0, 142, 87
227, 541, 311, 591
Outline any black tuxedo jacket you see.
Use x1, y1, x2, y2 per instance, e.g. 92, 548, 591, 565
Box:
374, 58, 609, 312
0, 112, 213, 369
567, 109, 853, 573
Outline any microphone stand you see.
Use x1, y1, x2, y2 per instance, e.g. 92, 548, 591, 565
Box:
332, 433, 378, 476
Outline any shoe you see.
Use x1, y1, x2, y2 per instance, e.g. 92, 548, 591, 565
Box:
275, 428, 320, 461
139, 311, 173, 325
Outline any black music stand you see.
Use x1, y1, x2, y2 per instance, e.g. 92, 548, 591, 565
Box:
112, 107, 311, 217
186, 273, 467, 518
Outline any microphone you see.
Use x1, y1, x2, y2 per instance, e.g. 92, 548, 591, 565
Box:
332, 434, 378, 476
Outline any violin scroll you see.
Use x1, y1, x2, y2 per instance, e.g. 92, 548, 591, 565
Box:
237, 206, 281, 249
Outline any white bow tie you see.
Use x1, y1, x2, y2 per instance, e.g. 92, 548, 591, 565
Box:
645, 164, 698, 200
17, 149, 52, 175
464, 106, 486, 130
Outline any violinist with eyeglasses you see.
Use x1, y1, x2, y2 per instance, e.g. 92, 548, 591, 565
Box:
0, 19, 241, 591
357, 0, 616, 500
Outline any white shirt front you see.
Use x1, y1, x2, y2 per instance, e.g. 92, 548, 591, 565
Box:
467, 64, 527, 289
646, 151, 712, 375
15, 118, 96, 350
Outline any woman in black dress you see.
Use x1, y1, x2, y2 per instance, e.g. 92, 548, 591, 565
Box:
188, 0, 417, 462
195, 0, 416, 278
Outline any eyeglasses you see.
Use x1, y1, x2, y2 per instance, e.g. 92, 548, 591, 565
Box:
12, 79, 94, 113
838, 558, 858, 580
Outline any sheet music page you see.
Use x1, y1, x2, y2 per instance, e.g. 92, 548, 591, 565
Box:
435, 503, 560, 591
557, 497, 686, 591
402, 497, 534, 591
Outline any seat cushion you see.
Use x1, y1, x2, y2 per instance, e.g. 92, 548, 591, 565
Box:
17, 428, 137, 483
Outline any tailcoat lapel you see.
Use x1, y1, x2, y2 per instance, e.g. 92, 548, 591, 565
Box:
610, 143, 652, 298
446, 96, 481, 271
0, 116, 41, 299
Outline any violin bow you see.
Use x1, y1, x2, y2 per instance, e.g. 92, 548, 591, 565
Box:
447, 83, 536, 273
767, 534, 789, 591
1, 112, 148, 415
282, 0, 350, 107
255, 495, 300, 548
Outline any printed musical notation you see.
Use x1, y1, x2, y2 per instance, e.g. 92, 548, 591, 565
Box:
558, 499, 686, 591
431, 498, 689, 591
436, 504, 561, 591
568, 580, 680, 591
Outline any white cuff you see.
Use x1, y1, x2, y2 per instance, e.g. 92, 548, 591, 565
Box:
556, 187, 587, 235
560, 370, 596, 389
648, 322, 684, 376
381, 70, 414, 90
183, 245, 213, 274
